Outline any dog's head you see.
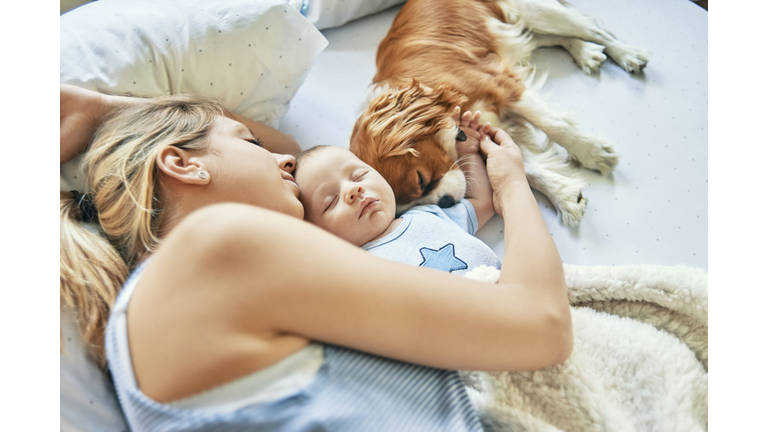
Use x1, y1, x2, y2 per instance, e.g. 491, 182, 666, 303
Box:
350, 80, 469, 214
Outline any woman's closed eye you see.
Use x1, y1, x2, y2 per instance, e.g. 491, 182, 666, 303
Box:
246, 137, 263, 147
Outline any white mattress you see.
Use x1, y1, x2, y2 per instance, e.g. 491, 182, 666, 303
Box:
279, 0, 708, 270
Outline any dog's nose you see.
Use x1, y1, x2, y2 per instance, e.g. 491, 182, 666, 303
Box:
437, 195, 457, 208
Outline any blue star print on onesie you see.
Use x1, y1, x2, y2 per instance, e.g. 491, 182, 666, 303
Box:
361, 199, 501, 277
419, 244, 468, 273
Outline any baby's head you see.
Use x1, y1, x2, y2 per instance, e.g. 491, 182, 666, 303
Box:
295, 145, 397, 246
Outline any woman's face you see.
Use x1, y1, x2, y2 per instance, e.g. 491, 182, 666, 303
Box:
203, 117, 304, 219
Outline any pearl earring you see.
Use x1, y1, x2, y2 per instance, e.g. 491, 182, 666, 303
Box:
198, 171, 209, 179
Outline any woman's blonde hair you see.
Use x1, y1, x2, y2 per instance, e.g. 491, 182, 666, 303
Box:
60, 95, 224, 366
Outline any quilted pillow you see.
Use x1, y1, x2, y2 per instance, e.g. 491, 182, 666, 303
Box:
60, 0, 328, 129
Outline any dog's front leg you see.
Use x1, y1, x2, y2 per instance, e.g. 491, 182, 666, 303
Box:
515, 128, 589, 227
524, 163, 588, 228
506, 90, 619, 174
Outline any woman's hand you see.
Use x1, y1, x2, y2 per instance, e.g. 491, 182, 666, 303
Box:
60, 84, 107, 165
478, 127, 527, 217
60, 84, 148, 165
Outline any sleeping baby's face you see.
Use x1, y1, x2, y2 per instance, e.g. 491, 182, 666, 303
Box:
295, 146, 397, 247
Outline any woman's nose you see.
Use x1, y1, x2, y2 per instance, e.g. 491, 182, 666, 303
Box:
274, 154, 297, 173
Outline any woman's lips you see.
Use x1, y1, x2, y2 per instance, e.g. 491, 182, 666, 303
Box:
359, 197, 379, 218
282, 175, 299, 196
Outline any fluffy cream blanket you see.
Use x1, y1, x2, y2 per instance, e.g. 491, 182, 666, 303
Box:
462, 264, 708, 432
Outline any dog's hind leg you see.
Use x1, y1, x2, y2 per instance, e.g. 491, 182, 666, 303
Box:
500, 0, 650, 73
505, 89, 619, 174
531, 33, 606, 75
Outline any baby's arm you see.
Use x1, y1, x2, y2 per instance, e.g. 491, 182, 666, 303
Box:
453, 108, 495, 229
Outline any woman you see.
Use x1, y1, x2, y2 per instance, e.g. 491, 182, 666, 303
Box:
60, 84, 572, 431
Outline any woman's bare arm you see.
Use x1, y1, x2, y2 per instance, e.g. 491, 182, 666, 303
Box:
479, 128, 573, 362
134, 205, 570, 374
130, 129, 571, 380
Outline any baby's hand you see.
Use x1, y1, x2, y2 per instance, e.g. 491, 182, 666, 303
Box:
452, 107, 491, 157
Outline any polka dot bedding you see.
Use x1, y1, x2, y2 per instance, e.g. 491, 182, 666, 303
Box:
280, 0, 708, 271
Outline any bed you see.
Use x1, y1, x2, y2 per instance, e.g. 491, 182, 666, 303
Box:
60, 0, 708, 429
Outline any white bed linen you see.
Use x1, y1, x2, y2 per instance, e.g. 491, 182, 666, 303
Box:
60, 0, 707, 429
279, 0, 708, 270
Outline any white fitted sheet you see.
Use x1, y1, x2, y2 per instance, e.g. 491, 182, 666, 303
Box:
278, 0, 708, 270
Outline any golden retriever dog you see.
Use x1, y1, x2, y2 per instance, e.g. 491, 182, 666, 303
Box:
349, 0, 649, 226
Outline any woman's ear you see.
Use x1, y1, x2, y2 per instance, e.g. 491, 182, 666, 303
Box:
155, 146, 211, 185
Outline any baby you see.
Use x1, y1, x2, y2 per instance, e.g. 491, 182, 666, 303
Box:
294, 109, 505, 275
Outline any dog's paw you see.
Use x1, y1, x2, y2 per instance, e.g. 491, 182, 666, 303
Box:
607, 44, 650, 74
573, 41, 607, 75
566, 136, 620, 175
556, 190, 588, 228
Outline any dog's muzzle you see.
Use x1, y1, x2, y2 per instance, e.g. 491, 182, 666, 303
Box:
437, 195, 457, 208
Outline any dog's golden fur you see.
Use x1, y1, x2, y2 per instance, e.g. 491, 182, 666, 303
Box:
350, 0, 646, 224
350, 0, 528, 209
371, 0, 526, 116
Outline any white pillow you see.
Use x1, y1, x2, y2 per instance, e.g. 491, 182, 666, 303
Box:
306, 0, 406, 29
60, 0, 328, 130
60, 0, 327, 189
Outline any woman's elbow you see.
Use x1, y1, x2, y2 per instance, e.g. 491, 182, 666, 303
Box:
544, 305, 573, 366
518, 301, 572, 370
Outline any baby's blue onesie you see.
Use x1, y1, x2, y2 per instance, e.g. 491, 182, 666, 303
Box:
362, 199, 501, 275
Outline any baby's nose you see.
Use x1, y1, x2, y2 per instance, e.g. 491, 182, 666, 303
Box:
347, 185, 365, 202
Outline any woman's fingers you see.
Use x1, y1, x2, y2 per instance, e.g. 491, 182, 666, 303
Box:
479, 133, 500, 155
481, 122, 491, 136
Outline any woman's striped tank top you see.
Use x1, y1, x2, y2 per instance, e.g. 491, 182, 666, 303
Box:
105, 261, 485, 431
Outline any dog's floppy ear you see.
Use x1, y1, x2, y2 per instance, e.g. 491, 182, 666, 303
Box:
350, 79, 468, 163
349, 116, 381, 168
